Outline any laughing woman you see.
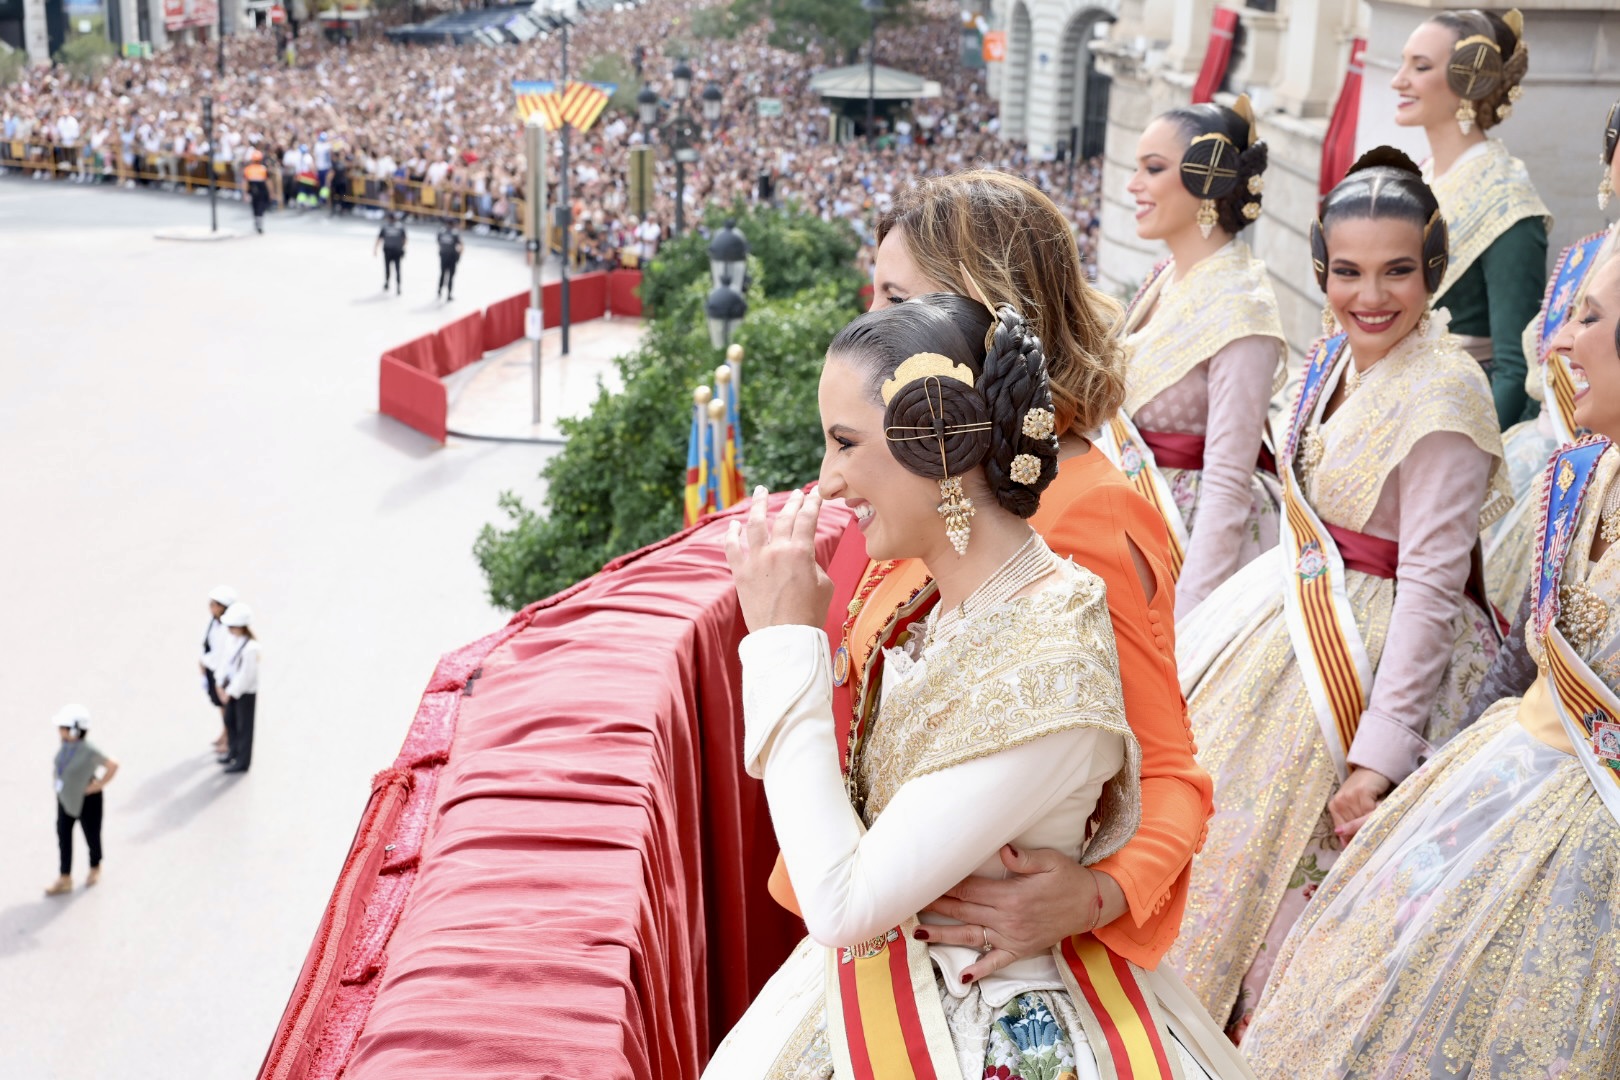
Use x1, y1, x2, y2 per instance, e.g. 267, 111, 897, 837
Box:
1166, 150, 1511, 1038
1392, 7, 1550, 429
704, 295, 1247, 1080
1242, 243, 1620, 1080
1100, 96, 1287, 616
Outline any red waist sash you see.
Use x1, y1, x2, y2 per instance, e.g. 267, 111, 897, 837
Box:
1138, 428, 1279, 477
1323, 523, 1398, 579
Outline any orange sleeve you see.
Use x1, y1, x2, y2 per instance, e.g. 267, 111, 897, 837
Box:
1035, 470, 1215, 969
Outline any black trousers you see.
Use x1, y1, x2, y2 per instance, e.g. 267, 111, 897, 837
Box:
204, 667, 222, 708
384, 253, 402, 290
225, 693, 257, 769
57, 792, 103, 875
438, 258, 457, 295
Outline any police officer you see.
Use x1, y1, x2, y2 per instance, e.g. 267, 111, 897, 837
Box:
375, 211, 407, 295
436, 219, 463, 302
243, 150, 271, 233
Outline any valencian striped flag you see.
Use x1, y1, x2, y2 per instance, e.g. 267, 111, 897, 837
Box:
685, 392, 717, 526
559, 81, 614, 133
512, 81, 557, 123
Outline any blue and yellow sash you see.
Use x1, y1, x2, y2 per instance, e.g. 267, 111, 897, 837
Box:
1533, 437, 1620, 826
1534, 230, 1607, 443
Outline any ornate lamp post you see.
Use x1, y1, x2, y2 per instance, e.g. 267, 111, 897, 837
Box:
639, 63, 710, 238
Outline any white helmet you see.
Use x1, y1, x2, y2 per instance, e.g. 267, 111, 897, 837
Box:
54, 703, 90, 731
221, 603, 253, 629
210, 584, 238, 607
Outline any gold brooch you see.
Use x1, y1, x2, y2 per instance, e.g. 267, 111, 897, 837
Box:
1022, 407, 1056, 440
1010, 454, 1042, 485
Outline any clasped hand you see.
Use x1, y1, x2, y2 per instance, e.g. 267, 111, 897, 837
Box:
725, 487, 835, 633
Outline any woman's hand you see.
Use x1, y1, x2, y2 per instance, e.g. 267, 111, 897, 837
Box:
914, 846, 1122, 982
1329, 766, 1393, 840
725, 487, 834, 633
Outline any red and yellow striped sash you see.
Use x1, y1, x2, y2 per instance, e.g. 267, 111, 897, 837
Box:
1060, 934, 1179, 1080
1281, 482, 1367, 758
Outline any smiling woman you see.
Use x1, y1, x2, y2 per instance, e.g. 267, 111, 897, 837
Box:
1165, 148, 1513, 1038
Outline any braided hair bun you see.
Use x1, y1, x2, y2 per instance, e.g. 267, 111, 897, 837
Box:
826, 293, 1061, 517
1162, 94, 1269, 236
1431, 8, 1528, 130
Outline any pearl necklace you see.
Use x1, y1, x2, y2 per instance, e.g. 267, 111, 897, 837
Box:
1600, 479, 1620, 545
928, 532, 1057, 645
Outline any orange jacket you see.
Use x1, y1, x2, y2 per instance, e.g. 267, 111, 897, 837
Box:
771, 449, 1212, 969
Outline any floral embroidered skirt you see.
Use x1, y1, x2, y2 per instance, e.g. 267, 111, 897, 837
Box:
1242, 701, 1620, 1078
1164, 466, 1280, 597
1167, 559, 1497, 1035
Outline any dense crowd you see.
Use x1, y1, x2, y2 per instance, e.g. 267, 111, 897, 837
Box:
0, 0, 1102, 274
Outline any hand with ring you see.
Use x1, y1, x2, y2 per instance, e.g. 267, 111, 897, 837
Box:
980, 926, 992, 954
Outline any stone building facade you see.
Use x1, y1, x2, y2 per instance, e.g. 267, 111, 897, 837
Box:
987, 0, 1620, 367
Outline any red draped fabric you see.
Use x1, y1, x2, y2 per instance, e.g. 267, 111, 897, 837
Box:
1320, 38, 1368, 196
1190, 7, 1240, 104
260, 495, 850, 1080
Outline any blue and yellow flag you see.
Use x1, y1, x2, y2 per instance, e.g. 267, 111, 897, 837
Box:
512, 81, 557, 123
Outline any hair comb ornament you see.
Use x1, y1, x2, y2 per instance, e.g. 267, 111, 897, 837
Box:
1230, 93, 1258, 150
1447, 33, 1504, 135
1180, 132, 1240, 239
882, 352, 992, 556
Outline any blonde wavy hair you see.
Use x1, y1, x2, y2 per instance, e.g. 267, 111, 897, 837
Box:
875, 170, 1127, 437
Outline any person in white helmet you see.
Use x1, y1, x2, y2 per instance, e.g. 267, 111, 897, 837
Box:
201, 585, 237, 754
47, 705, 118, 896
217, 603, 259, 774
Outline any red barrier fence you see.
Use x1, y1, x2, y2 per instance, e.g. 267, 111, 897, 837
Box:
377, 271, 642, 442
257, 495, 841, 1080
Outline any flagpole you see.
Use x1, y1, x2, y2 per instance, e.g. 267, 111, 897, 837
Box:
695, 385, 713, 514
708, 398, 729, 508
559, 15, 572, 358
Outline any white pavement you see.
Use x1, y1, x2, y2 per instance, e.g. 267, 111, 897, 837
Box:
0, 185, 618, 1077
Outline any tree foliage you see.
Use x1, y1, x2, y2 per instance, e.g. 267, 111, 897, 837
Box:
55, 33, 115, 83
727, 0, 915, 63
474, 202, 864, 610
580, 53, 641, 112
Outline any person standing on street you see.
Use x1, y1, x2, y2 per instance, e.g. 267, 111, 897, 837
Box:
200, 584, 236, 753
46, 705, 118, 896
436, 219, 463, 301
217, 603, 259, 774
243, 151, 271, 234
375, 212, 406, 295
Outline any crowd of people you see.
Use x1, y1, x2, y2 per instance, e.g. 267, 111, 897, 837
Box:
0, 0, 1102, 274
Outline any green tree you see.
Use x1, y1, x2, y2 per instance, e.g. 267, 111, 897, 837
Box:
579, 54, 641, 112
729, 0, 915, 64
55, 30, 114, 82
0, 45, 24, 89
474, 202, 863, 610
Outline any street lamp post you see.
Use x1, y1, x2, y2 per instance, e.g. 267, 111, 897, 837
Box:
556, 7, 572, 357
705, 224, 749, 351
217, 0, 225, 77
202, 97, 218, 233
862, 0, 883, 143
640, 64, 711, 240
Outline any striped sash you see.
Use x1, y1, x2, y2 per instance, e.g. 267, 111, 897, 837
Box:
1097, 410, 1190, 579
1535, 230, 1608, 444
1532, 438, 1620, 826
827, 929, 1183, 1080
1278, 334, 1373, 779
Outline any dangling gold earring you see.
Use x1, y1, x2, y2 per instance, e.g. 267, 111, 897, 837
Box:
1322, 303, 1338, 335
937, 476, 975, 555
1600, 172, 1613, 212
1197, 199, 1218, 240
1418, 310, 1432, 337
1455, 100, 1476, 136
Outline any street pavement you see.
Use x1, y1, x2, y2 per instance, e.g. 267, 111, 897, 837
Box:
0, 183, 638, 1078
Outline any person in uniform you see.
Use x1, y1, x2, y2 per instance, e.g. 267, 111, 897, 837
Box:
46, 705, 119, 896
243, 150, 271, 234
376, 212, 407, 295
218, 603, 260, 775
201, 584, 236, 754
437, 219, 463, 302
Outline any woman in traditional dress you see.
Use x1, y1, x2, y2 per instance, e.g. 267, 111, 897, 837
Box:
1099, 95, 1286, 615
1393, 7, 1550, 429
707, 295, 1247, 1080
769, 170, 1212, 987
1166, 149, 1512, 1038
1484, 98, 1620, 613
1241, 246, 1620, 1080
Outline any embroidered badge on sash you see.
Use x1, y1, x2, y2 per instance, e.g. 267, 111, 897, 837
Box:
1119, 442, 1145, 479
1593, 719, 1620, 769
1559, 460, 1577, 495
841, 928, 899, 963
1296, 539, 1328, 582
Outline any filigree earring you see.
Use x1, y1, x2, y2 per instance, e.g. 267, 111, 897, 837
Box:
1197, 199, 1218, 240
1455, 100, 1476, 136
937, 477, 974, 556
1601, 171, 1613, 212
1322, 303, 1338, 335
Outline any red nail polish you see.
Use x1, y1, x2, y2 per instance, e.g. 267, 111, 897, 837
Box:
961, 973, 974, 984
1007, 845, 1019, 857
912, 928, 928, 941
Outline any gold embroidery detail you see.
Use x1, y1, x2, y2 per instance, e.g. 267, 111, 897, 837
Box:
1558, 459, 1576, 495
1424, 139, 1551, 300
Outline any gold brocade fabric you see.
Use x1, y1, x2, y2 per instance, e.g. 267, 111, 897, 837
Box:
1425, 138, 1551, 301
1242, 448, 1620, 1078
856, 561, 1141, 864
1298, 317, 1512, 533
1121, 243, 1285, 418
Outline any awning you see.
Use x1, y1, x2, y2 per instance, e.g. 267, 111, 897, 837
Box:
808, 63, 943, 101
1190, 7, 1239, 104
1319, 37, 1367, 196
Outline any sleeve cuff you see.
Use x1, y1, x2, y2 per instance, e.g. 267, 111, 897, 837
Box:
739, 624, 832, 778
1346, 710, 1433, 785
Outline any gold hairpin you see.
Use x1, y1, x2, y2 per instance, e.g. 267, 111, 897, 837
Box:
880, 352, 976, 405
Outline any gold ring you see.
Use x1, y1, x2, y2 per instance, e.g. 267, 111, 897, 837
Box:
981, 927, 992, 953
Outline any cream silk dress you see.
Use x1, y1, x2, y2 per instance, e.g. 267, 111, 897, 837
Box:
1243, 448, 1620, 1079
1168, 316, 1511, 1035
701, 560, 1252, 1080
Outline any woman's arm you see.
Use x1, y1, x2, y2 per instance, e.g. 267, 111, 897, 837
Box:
86, 759, 119, 795
1340, 431, 1492, 792
1482, 217, 1551, 428
742, 623, 1124, 948
1176, 336, 1281, 614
